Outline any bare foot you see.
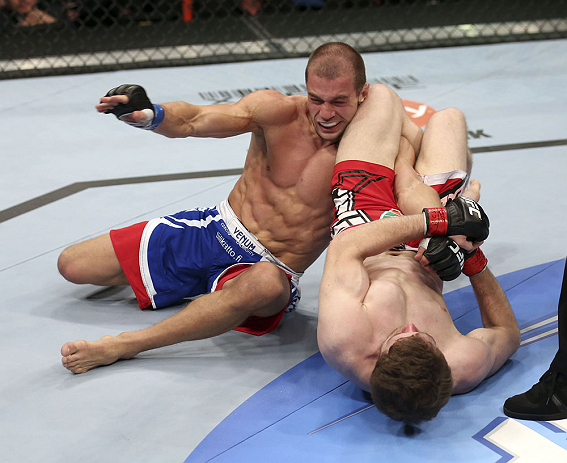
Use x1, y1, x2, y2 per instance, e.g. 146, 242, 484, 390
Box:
463, 178, 481, 202
61, 336, 132, 374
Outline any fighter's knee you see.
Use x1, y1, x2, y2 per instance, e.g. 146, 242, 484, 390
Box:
58, 245, 95, 284
57, 246, 81, 283
366, 84, 397, 102
240, 262, 289, 304
432, 107, 466, 126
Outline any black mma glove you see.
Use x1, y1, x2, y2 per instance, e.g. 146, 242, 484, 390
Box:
103, 84, 164, 130
462, 247, 488, 277
420, 237, 464, 281
423, 197, 490, 243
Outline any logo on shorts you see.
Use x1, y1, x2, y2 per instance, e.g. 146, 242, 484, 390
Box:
216, 232, 243, 262
233, 227, 257, 255
380, 209, 402, 219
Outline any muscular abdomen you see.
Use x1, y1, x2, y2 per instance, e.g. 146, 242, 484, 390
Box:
228, 148, 335, 272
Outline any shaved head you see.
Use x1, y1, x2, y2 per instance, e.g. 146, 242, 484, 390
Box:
305, 42, 366, 94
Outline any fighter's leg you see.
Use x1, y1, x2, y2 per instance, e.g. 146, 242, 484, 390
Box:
397, 107, 477, 215
414, 107, 471, 177
57, 234, 128, 286
394, 136, 442, 215
336, 84, 422, 167
394, 155, 479, 215
61, 261, 290, 373
416, 107, 480, 202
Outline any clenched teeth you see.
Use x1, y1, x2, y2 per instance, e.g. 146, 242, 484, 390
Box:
320, 121, 339, 128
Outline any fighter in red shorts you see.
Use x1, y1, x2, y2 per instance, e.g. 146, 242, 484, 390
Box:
330, 160, 466, 241
317, 84, 520, 426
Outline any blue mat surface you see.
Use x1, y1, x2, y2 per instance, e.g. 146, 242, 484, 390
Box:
187, 259, 566, 463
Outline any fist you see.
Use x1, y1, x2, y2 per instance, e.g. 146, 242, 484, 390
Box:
418, 237, 464, 281
424, 196, 490, 244
103, 84, 153, 118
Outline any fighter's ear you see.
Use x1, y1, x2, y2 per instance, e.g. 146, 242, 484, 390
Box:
359, 83, 370, 103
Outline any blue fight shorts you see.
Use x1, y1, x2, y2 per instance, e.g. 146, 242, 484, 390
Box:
110, 200, 302, 335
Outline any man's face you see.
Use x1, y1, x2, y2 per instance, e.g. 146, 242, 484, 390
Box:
380, 323, 437, 355
9, 0, 36, 14
306, 73, 365, 143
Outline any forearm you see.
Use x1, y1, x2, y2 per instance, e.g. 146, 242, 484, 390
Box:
153, 100, 256, 139
470, 267, 520, 336
152, 101, 201, 138
333, 214, 426, 261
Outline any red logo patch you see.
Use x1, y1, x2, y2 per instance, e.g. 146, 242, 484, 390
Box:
402, 100, 436, 127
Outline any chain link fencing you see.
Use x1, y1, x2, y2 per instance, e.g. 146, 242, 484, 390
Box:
1, 0, 566, 79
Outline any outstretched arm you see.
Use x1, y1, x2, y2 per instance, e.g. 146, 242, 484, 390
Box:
96, 86, 297, 139
153, 97, 258, 139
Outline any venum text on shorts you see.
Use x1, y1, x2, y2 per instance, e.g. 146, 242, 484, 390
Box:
219, 221, 255, 256
232, 227, 256, 255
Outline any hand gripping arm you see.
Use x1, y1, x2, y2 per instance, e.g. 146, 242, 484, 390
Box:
423, 196, 490, 243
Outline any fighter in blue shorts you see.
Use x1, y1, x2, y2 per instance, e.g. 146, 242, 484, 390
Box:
59, 42, 370, 374
110, 200, 301, 335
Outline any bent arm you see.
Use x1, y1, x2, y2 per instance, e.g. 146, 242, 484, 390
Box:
318, 213, 428, 385
465, 267, 521, 380
329, 214, 427, 266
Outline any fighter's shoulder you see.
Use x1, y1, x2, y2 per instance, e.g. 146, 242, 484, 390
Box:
446, 335, 492, 393
243, 89, 302, 109
318, 328, 375, 391
240, 90, 303, 123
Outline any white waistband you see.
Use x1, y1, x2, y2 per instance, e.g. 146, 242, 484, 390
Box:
419, 169, 468, 186
217, 199, 303, 279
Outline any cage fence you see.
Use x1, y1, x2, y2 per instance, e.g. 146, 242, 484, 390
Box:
1, 0, 566, 79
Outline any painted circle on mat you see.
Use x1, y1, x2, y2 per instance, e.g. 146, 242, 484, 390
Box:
402, 100, 436, 127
